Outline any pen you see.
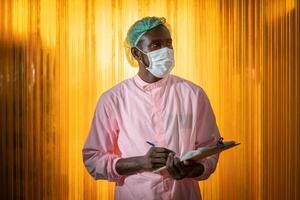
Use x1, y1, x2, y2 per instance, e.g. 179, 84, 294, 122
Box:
146, 141, 155, 147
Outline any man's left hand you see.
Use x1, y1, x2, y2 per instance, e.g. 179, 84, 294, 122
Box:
165, 153, 204, 180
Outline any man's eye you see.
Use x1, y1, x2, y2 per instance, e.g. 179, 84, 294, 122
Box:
151, 43, 160, 48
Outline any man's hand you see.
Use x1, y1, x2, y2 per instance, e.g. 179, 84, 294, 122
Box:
166, 153, 205, 180
115, 147, 204, 178
141, 147, 175, 171
115, 147, 175, 176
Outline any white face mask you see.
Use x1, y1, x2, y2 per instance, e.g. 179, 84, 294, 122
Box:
136, 47, 175, 78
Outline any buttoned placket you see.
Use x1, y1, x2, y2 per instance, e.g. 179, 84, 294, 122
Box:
142, 85, 165, 147
142, 81, 172, 196
134, 74, 172, 195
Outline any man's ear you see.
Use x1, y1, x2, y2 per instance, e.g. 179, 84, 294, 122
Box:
131, 47, 140, 60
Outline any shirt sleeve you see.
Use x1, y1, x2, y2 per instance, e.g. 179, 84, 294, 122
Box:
193, 88, 221, 181
82, 93, 126, 184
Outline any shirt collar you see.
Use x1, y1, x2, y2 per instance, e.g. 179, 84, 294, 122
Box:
133, 73, 170, 92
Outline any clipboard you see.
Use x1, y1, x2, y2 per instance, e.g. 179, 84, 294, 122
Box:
152, 137, 241, 173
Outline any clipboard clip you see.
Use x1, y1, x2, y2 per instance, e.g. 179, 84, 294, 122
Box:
216, 137, 224, 147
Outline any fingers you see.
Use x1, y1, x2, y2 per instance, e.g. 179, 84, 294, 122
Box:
166, 153, 185, 180
152, 163, 165, 169
148, 147, 174, 162
166, 153, 175, 174
151, 152, 169, 158
145, 147, 175, 171
145, 147, 197, 178
183, 159, 196, 166
173, 157, 186, 177
151, 157, 167, 164
151, 147, 175, 154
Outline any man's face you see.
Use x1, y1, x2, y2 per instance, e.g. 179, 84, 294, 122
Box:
132, 25, 173, 67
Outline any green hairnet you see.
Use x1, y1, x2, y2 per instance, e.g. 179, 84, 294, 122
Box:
127, 16, 166, 48
124, 16, 171, 67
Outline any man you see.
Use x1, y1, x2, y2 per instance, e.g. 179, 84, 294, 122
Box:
82, 16, 221, 200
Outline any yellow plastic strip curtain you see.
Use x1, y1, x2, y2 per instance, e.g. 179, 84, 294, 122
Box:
0, 0, 299, 199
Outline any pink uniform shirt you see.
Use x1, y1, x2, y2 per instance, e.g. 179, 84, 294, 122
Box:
82, 73, 221, 200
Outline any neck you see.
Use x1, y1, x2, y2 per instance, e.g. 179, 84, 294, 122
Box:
138, 70, 162, 83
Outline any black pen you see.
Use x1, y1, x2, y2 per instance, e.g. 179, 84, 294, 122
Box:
146, 141, 155, 147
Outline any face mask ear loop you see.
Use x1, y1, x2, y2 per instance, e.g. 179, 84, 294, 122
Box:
135, 46, 150, 68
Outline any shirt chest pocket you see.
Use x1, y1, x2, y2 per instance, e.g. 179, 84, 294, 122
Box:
165, 113, 193, 132
178, 113, 193, 130
165, 113, 195, 152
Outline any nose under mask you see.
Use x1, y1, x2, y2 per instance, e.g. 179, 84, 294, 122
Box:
136, 47, 175, 78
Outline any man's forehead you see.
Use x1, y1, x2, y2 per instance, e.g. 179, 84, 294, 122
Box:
139, 25, 171, 44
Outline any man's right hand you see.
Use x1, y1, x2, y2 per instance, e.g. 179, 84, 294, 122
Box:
141, 147, 175, 171
115, 147, 175, 176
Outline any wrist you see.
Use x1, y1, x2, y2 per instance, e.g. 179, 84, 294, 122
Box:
137, 156, 147, 172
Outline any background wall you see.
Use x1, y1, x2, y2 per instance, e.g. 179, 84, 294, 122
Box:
0, 0, 299, 199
